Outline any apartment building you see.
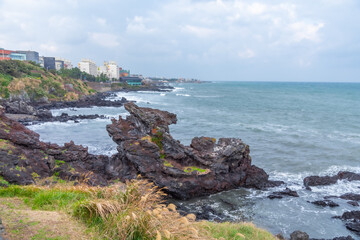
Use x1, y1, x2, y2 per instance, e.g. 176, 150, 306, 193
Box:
79, 59, 97, 76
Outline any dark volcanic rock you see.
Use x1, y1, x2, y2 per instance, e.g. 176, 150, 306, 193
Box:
340, 193, 360, 201
304, 175, 339, 187
34, 92, 127, 110
304, 172, 360, 187
310, 236, 355, 240
106, 102, 282, 199
290, 231, 309, 240
348, 201, 359, 207
0, 106, 119, 186
335, 211, 360, 235
268, 194, 283, 199
268, 188, 299, 199
274, 188, 299, 197
310, 200, 339, 208
345, 222, 360, 234
340, 211, 360, 220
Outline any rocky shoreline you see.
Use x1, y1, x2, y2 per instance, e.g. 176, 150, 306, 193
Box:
1, 91, 127, 125
0, 90, 359, 239
0, 102, 282, 197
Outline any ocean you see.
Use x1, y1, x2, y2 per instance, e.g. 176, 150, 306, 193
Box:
28, 82, 360, 238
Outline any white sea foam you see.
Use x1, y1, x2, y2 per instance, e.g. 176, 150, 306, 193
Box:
176, 93, 191, 97
173, 87, 184, 92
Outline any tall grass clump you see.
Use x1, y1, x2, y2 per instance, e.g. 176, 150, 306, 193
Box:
73, 179, 202, 240
0, 179, 278, 239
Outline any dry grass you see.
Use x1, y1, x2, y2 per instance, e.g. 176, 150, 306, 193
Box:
74, 179, 204, 240
0, 179, 278, 240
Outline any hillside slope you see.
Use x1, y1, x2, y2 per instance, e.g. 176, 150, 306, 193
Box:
0, 60, 95, 101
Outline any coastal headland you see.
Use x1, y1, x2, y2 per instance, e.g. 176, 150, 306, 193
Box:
0, 62, 359, 239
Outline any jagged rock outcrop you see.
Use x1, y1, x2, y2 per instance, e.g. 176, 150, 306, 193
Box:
0, 105, 120, 186
0, 102, 282, 200
106, 102, 282, 199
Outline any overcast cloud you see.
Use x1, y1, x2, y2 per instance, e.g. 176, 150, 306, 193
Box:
0, 0, 359, 81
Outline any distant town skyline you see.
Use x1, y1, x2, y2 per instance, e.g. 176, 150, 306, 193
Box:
0, 0, 359, 82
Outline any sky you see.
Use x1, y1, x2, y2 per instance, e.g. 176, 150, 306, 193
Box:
0, 0, 359, 82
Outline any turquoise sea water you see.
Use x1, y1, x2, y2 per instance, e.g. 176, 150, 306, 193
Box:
29, 82, 360, 238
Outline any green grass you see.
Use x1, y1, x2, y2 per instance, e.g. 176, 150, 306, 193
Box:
163, 160, 174, 167
0, 176, 9, 185
31, 228, 69, 240
0, 60, 95, 100
0, 185, 90, 211
0, 182, 277, 240
184, 166, 207, 173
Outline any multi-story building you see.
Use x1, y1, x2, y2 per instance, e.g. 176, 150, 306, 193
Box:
0, 48, 11, 60
97, 64, 107, 76
43, 57, 56, 70
55, 57, 73, 69
16, 50, 39, 63
55, 59, 64, 71
107, 61, 119, 80
79, 59, 97, 76
9, 52, 26, 61
97, 61, 120, 80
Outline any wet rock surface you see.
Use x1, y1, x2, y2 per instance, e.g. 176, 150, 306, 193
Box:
310, 200, 339, 208
106, 102, 282, 199
340, 193, 360, 201
21, 113, 108, 125
268, 188, 299, 199
347, 201, 359, 207
310, 236, 355, 240
290, 230, 355, 240
290, 231, 309, 240
304, 172, 360, 188
333, 211, 360, 236
1, 92, 127, 125
33, 92, 127, 110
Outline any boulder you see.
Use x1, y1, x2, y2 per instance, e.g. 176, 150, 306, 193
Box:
304, 172, 360, 187
310, 200, 339, 208
268, 188, 299, 199
290, 231, 309, 240
340, 193, 360, 201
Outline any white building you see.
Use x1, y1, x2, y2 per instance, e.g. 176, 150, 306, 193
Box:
79, 59, 97, 76
56, 57, 73, 69
97, 61, 119, 80
55, 59, 64, 71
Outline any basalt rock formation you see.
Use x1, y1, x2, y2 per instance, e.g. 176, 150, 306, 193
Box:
106, 102, 282, 199
304, 172, 360, 188
0, 102, 282, 199
0, 105, 120, 186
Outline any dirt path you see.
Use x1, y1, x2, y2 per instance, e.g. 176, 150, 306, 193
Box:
0, 198, 92, 240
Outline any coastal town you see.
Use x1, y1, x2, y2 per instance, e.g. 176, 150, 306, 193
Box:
0, 47, 202, 85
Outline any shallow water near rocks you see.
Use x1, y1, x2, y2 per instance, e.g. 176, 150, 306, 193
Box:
28, 82, 360, 238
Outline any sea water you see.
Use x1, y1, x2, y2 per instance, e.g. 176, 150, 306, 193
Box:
28, 82, 360, 238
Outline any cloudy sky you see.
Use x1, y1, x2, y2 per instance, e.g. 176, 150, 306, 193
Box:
0, 0, 359, 81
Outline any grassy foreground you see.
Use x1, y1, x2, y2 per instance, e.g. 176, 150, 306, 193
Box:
0, 179, 277, 240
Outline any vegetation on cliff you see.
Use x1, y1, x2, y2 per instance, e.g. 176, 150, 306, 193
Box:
0, 179, 277, 240
0, 60, 95, 101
